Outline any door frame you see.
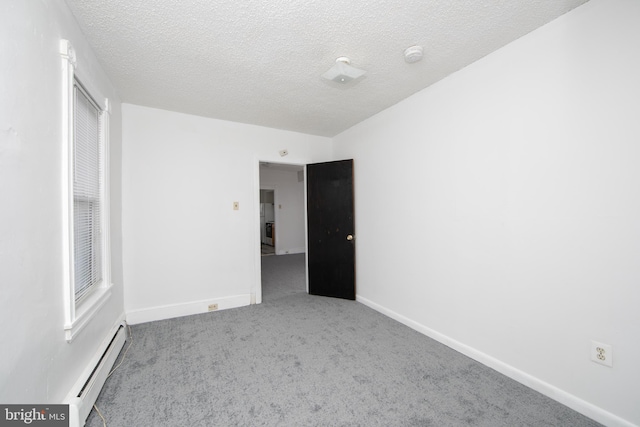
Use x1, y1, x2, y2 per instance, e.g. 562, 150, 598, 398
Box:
253, 159, 308, 305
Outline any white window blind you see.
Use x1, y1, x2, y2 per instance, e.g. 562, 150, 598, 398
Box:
73, 81, 103, 301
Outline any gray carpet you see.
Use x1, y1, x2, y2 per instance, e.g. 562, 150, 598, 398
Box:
87, 254, 601, 426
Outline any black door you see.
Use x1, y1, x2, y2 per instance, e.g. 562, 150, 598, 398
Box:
307, 159, 355, 300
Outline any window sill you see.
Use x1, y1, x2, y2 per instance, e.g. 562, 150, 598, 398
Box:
64, 283, 113, 343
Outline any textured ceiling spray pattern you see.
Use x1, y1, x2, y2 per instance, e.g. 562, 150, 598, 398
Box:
64, 0, 589, 136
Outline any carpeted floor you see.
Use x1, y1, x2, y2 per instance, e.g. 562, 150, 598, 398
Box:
86, 254, 601, 426
261, 243, 275, 256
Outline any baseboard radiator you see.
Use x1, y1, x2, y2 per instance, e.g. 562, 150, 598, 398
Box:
65, 322, 127, 427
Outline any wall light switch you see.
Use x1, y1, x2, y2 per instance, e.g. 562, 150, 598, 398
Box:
233, 201, 239, 210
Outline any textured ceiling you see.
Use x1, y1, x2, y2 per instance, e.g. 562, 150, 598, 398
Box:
64, 0, 589, 137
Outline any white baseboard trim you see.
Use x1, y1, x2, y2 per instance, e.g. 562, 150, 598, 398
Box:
126, 294, 251, 325
356, 295, 636, 427
277, 247, 305, 255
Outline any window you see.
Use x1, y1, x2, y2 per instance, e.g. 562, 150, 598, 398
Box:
61, 40, 112, 341
73, 81, 103, 302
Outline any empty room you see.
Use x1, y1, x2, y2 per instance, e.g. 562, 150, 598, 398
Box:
1, 0, 638, 426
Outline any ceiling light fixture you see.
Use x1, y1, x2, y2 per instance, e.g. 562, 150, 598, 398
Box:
322, 57, 366, 84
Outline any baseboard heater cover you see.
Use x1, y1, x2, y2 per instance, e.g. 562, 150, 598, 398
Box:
65, 322, 127, 427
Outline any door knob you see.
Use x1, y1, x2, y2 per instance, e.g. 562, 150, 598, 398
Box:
346, 234, 353, 241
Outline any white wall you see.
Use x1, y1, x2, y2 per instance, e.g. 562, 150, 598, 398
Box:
122, 104, 331, 322
260, 168, 306, 255
0, 0, 124, 403
332, 0, 640, 425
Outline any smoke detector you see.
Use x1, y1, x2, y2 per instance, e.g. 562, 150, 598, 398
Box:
404, 46, 423, 63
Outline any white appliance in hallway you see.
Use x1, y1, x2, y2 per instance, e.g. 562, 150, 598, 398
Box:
260, 202, 275, 246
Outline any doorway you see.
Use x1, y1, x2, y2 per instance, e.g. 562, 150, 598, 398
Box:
258, 162, 306, 301
255, 159, 355, 304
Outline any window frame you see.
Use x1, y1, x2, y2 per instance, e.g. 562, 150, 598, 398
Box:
60, 40, 112, 342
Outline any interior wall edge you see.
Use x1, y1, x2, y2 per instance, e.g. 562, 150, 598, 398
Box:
125, 294, 251, 325
356, 295, 636, 427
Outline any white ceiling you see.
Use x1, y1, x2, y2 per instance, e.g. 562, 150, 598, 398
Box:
64, 0, 589, 137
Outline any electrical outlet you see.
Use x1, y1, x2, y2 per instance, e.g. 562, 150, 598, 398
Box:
591, 341, 613, 367
208, 303, 218, 311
